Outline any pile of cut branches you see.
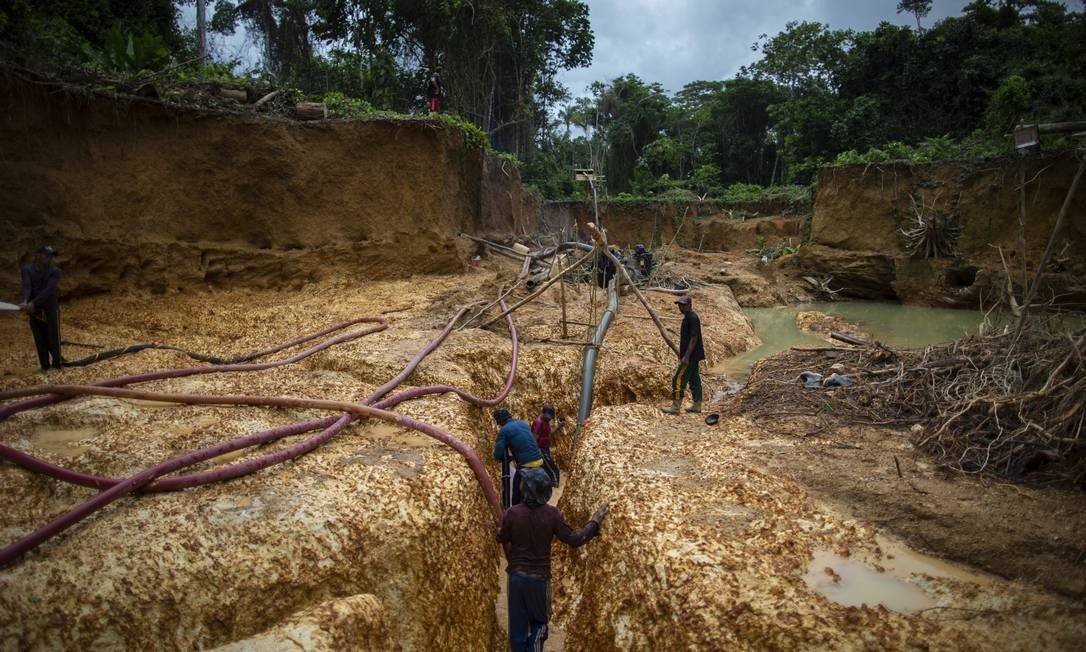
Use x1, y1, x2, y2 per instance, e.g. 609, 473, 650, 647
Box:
900, 191, 961, 258
736, 326, 1086, 488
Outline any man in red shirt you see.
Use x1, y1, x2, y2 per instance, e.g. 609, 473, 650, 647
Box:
497, 468, 607, 651
530, 405, 562, 485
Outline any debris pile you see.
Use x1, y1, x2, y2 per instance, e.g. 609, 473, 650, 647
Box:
738, 328, 1086, 487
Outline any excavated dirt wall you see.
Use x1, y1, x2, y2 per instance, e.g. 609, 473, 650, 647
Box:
796, 154, 1086, 305
0, 72, 532, 299
541, 199, 804, 250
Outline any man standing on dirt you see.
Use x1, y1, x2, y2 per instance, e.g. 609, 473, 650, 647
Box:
493, 408, 546, 508
662, 294, 705, 414
498, 467, 608, 651
531, 405, 563, 486
426, 67, 443, 113
20, 245, 63, 372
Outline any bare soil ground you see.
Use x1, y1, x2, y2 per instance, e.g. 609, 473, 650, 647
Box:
1, 252, 1083, 650
739, 416, 1086, 600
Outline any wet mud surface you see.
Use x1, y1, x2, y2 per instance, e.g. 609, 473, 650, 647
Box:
1, 254, 1083, 650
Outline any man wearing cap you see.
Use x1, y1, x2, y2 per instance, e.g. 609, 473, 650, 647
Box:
662, 294, 705, 414
493, 408, 546, 508
20, 246, 63, 372
497, 467, 608, 651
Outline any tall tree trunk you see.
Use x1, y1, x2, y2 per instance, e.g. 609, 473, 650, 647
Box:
196, 0, 208, 61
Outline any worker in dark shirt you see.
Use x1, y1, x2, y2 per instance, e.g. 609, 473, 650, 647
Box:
530, 404, 563, 486
493, 408, 546, 508
20, 245, 63, 372
497, 467, 608, 651
633, 244, 654, 279
662, 294, 705, 414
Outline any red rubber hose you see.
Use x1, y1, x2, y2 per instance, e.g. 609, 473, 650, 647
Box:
0, 303, 516, 492
0, 303, 518, 564
0, 389, 500, 567
0, 317, 389, 418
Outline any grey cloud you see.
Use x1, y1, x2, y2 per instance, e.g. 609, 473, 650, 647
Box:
558, 0, 974, 97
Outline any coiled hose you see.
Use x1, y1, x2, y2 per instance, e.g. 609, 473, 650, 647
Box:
0, 302, 518, 566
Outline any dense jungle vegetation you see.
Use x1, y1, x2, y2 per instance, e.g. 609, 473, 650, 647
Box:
1, 1, 1084, 199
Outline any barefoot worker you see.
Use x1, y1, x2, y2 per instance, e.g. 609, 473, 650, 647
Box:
498, 468, 608, 651
662, 294, 705, 414
492, 408, 545, 508
20, 245, 63, 372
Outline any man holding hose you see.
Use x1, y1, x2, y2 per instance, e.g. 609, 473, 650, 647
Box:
20, 245, 63, 372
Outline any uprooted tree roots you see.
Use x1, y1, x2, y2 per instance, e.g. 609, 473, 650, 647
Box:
736, 328, 1086, 488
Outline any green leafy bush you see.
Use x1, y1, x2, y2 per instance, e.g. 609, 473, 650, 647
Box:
720, 183, 811, 204
83, 24, 169, 74
322, 91, 375, 119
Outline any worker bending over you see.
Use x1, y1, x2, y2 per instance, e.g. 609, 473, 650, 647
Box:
662, 294, 705, 414
493, 408, 545, 508
20, 245, 62, 372
498, 467, 608, 651
531, 404, 563, 486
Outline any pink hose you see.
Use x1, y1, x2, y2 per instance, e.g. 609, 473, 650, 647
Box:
0, 303, 517, 492
0, 317, 389, 418
0, 303, 518, 565
0, 388, 500, 567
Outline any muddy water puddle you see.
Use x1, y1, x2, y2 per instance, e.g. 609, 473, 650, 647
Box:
805, 549, 935, 612
714, 302, 998, 381
30, 425, 97, 457
804, 533, 992, 614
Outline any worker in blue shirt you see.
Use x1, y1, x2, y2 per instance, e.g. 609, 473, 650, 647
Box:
492, 408, 545, 508
20, 245, 63, 372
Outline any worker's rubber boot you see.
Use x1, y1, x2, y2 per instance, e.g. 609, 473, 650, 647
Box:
685, 401, 702, 413
661, 401, 681, 415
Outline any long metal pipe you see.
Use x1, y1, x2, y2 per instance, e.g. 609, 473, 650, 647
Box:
574, 279, 618, 438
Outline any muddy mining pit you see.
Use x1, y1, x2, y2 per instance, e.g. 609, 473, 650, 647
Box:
1, 254, 1084, 651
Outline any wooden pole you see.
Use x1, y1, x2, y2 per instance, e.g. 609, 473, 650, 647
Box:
585, 222, 679, 356
560, 275, 568, 338
1013, 156, 1086, 342
479, 250, 594, 329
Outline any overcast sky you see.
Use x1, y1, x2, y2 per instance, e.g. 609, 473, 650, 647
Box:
557, 0, 978, 97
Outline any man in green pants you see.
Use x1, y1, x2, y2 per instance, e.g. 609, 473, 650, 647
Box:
662, 294, 705, 414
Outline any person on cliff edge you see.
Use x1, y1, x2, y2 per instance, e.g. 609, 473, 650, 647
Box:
20, 245, 63, 372
493, 408, 546, 508
662, 294, 705, 414
426, 66, 443, 113
498, 467, 608, 651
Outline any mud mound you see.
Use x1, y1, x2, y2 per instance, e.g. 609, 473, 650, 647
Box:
553, 404, 1086, 650
0, 278, 510, 650
0, 72, 532, 298
799, 155, 1086, 306
210, 594, 394, 651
